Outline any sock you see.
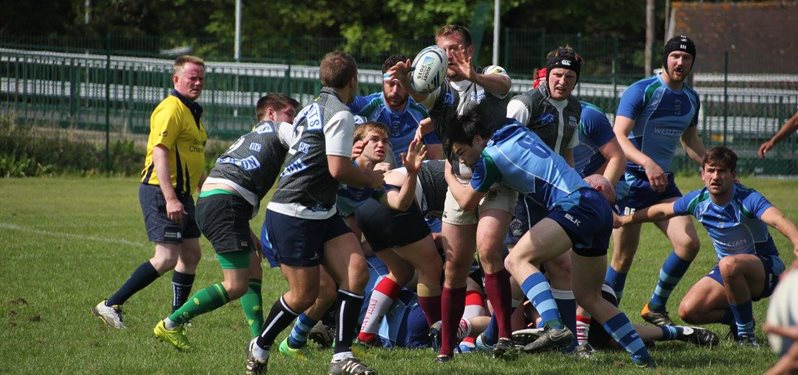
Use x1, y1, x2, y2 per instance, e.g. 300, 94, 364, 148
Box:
106, 261, 161, 306
359, 277, 400, 336
659, 325, 684, 341
484, 269, 513, 338
553, 288, 577, 347
520, 272, 563, 329
417, 294, 442, 327
440, 286, 466, 356
240, 279, 263, 337
167, 283, 230, 325
256, 296, 299, 350
721, 308, 735, 325
648, 251, 691, 312
602, 313, 651, 362
730, 301, 755, 338
576, 314, 591, 346
334, 289, 365, 354
288, 313, 318, 349
462, 290, 485, 320
171, 271, 195, 312
483, 314, 499, 345
604, 267, 628, 303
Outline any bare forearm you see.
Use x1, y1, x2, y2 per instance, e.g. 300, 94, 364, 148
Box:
471, 73, 510, 98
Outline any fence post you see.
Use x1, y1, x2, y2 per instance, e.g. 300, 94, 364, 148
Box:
105, 33, 112, 173
723, 50, 728, 146
503, 27, 509, 70
612, 37, 618, 109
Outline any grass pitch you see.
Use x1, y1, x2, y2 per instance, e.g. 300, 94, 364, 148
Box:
1, 175, 796, 374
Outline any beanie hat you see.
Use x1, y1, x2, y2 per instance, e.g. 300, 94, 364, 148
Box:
663, 35, 696, 67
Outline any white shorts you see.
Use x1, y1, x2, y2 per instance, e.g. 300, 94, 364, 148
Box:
441, 185, 517, 225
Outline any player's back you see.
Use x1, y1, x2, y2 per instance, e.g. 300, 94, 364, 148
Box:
268, 89, 354, 218
480, 122, 588, 209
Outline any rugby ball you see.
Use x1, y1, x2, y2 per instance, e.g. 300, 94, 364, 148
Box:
766, 269, 798, 356
410, 45, 447, 94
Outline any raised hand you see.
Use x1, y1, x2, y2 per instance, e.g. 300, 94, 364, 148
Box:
402, 137, 427, 175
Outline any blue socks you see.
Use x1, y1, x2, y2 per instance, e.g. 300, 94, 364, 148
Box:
604, 267, 628, 302
648, 252, 690, 312
482, 314, 499, 345
603, 313, 651, 362
521, 273, 563, 329
288, 313, 318, 349
730, 301, 754, 338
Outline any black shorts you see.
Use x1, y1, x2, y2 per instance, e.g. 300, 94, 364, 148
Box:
196, 193, 254, 254
265, 209, 351, 267
139, 184, 200, 243
356, 199, 431, 252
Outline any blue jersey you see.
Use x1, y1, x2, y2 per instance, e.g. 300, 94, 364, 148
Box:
350, 93, 441, 166
672, 183, 777, 260
616, 74, 700, 172
470, 121, 589, 210
573, 102, 615, 177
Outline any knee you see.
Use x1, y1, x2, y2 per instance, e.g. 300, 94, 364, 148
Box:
678, 299, 700, 324
179, 246, 202, 266
225, 282, 249, 300
676, 236, 701, 258
150, 251, 179, 271
718, 257, 741, 279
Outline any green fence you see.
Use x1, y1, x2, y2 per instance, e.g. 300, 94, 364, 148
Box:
2, 47, 798, 175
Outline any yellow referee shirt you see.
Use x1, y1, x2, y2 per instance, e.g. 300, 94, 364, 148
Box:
140, 93, 207, 195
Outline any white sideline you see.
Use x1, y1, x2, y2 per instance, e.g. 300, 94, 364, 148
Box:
0, 222, 145, 248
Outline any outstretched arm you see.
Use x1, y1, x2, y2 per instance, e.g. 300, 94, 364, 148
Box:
759, 110, 798, 159
617, 202, 678, 227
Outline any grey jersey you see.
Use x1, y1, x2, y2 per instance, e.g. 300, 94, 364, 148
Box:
417, 159, 446, 213
507, 85, 581, 156
267, 88, 356, 219
206, 121, 292, 209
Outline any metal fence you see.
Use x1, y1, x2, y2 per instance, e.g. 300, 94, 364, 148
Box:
2, 47, 798, 175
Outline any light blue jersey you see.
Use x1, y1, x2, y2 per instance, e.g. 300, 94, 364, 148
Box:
350, 93, 441, 166
573, 101, 615, 177
672, 183, 778, 260
470, 121, 589, 210
616, 74, 700, 172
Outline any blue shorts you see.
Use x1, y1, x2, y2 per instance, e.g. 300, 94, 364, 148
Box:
504, 195, 547, 246
263, 210, 351, 267
547, 188, 613, 257
705, 253, 786, 301
138, 184, 200, 243
616, 169, 682, 215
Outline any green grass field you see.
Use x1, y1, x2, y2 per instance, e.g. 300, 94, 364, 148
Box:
1, 175, 796, 374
